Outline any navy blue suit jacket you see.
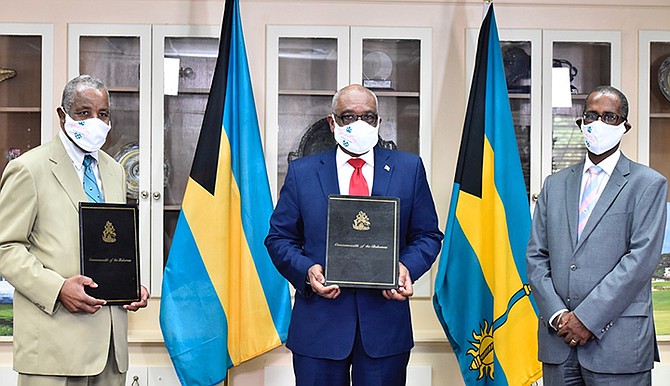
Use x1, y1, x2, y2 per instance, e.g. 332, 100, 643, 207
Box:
265, 146, 443, 359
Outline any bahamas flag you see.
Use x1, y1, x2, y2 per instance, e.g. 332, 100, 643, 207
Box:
433, 5, 542, 386
159, 0, 291, 384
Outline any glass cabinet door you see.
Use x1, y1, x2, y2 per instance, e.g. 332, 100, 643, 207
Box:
0, 23, 53, 337
350, 27, 432, 178
639, 31, 670, 175
266, 25, 349, 199
70, 24, 219, 295
638, 31, 670, 336
542, 30, 621, 179
466, 29, 620, 205
465, 28, 541, 206
0, 24, 53, 176
152, 25, 219, 295
68, 23, 152, 288
266, 25, 432, 297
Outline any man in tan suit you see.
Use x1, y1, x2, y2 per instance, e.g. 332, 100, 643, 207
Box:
0, 75, 149, 386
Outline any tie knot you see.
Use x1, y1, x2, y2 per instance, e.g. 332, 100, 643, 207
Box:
83, 155, 94, 168
348, 158, 365, 170
588, 165, 602, 176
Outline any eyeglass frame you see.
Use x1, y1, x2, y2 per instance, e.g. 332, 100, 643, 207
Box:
582, 110, 626, 125
333, 112, 379, 126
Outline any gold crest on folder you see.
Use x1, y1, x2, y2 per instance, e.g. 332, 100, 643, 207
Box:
102, 221, 117, 243
352, 211, 370, 231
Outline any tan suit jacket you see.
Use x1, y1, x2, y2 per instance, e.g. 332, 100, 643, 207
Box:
0, 138, 129, 376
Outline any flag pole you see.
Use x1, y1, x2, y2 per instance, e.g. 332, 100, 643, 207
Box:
483, 0, 492, 18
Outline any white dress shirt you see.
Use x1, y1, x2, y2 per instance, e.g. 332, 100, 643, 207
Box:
335, 146, 375, 195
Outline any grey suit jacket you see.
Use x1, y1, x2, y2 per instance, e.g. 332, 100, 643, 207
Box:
0, 138, 129, 376
527, 154, 667, 374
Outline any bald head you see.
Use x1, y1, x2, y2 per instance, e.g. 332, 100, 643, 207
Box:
331, 84, 378, 114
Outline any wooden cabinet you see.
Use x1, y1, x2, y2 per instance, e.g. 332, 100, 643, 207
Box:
265, 25, 432, 199
541, 30, 621, 179
466, 29, 621, 205
639, 31, 670, 184
265, 25, 432, 297
0, 23, 53, 177
638, 31, 670, 337
0, 24, 53, 336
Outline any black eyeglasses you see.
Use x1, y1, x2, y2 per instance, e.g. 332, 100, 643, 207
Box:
582, 111, 624, 125
334, 113, 378, 126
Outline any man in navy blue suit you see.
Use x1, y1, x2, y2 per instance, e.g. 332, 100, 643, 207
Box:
265, 84, 443, 386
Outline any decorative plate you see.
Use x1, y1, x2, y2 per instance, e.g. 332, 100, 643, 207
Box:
114, 143, 141, 199
658, 56, 670, 103
362, 50, 393, 80
113, 142, 170, 200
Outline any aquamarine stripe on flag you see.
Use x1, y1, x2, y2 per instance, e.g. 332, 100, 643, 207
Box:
160, 0, 292, 385
160, 212, 232, 386
433, 4, 541, 385
223, 8, 290, 330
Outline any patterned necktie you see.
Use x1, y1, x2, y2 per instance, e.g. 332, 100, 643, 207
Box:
348, 158, 369, 196
83, 155, 103, 203
577, 165, 603, 238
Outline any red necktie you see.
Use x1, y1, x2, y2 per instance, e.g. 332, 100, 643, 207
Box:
348, 158, 369, 196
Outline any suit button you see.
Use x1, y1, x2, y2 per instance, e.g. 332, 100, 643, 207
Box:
601, 328, 606, 333
566, 297, 571, 302
570, 264, 577, 271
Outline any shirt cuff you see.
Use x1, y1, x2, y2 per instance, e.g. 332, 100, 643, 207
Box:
549, 309, 568, 330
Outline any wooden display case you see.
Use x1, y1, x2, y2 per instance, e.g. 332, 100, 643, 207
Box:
0, 35, 42, 174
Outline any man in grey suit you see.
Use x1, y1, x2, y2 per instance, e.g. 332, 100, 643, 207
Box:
0, 75, 149, 386
527, 85, 667, 385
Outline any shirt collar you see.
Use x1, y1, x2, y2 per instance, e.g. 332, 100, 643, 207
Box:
582, 149, 620, 176
336, 146, 375, 168
59, 130, 99, 169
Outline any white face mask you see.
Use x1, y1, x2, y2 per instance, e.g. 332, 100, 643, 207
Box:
63, 111, 111, 152
580, 119, 626, 155
332, 116, 379, 155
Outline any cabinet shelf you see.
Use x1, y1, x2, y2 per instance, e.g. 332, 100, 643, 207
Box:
278, 89, 421, 98
175, 88, 210, 95
108, 87, 140, 93
164, 205, 181, 211
0, 107, 41, 113
651, 113, 670, 119
279, 89, 334, 96
373, 90, 420, 98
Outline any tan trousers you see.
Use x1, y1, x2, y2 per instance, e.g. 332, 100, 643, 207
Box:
18, 338, 125, 386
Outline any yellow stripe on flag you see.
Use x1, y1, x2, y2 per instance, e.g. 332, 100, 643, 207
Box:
455, 137, 539, 385
182, 126, 282, 365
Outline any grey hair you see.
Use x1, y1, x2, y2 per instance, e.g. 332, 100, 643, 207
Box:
331, 84, 379, 113
584, 85, 629, 120
60, 75, 109, 114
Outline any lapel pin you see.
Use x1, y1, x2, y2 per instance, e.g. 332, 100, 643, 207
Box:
384, 165, 390, 172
